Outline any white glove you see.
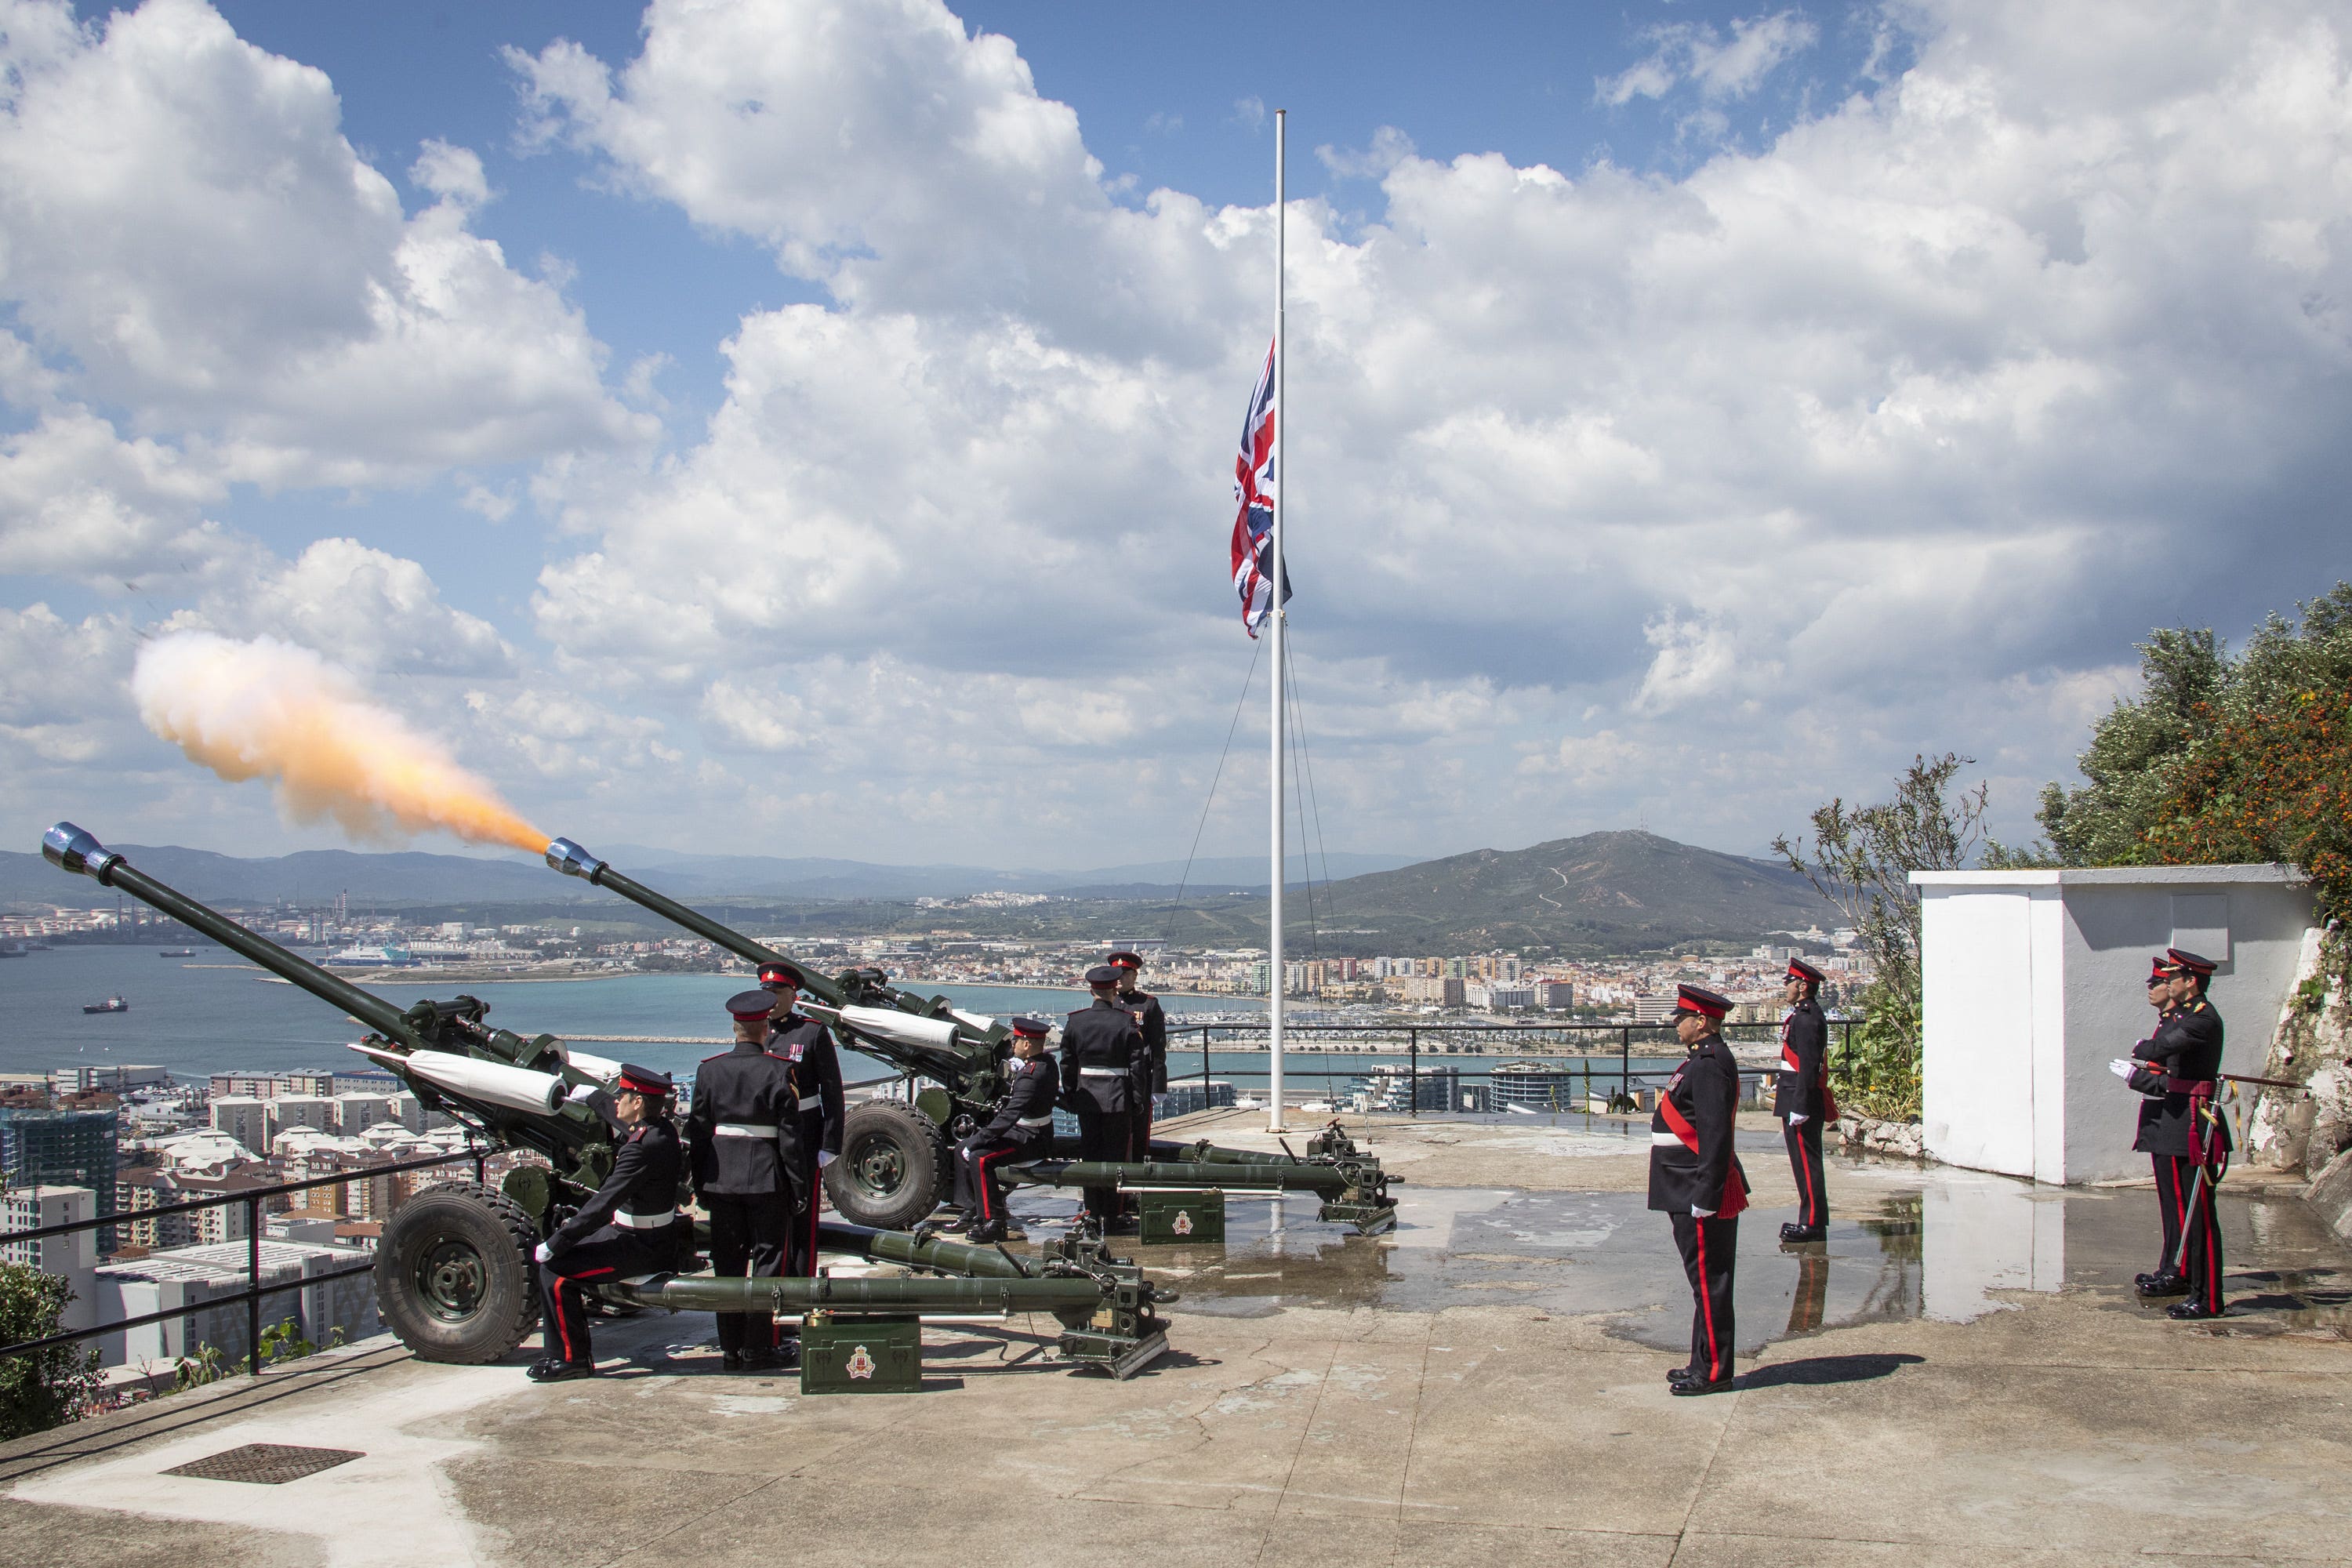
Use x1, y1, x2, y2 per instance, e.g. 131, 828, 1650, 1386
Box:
816, 1150, 836, 1169
565, 1083, 599, 1104
1691, 1206, 1715, 1218
532, 1241, 553, 1263
1787, 1112, 1807, 1126
2108, 1058, 2136, 1080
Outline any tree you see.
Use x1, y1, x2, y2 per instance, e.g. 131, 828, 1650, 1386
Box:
0, 1263, 101, 1439
1774, 753, 1991, 1120
2034, 583, 2352, 952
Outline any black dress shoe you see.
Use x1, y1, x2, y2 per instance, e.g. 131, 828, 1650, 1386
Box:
967, 1221, 1007, 1244
527, 1357, 598, 1382
935, 1211, 975, 1233
1778, 1224, 1824, 1243
2136, 1272, 2188, 1298
720, 1350, 746, 1371
774, 1339, 801, 1369
1670, 1374, 1736, 1396
2167, 1297, 2223, 1320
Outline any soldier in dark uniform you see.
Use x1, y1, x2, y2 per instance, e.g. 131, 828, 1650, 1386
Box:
2129, 956, 2184, 1293
531, 1064, 682, 1381
947, 1016, 1058, 1243
684, 993, 804, 1371
1775, 957, 1835, 1243
1109, 949, 1167, 1215
1062, 964, 1145, 1236
760, 963, 844, 1284
2116, 949, 2230, 1318
1650, 984, 1749, 1396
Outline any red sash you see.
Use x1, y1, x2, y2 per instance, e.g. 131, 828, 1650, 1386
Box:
1780, 1033, 1839, 1122
1658, 1095, 1749, 1218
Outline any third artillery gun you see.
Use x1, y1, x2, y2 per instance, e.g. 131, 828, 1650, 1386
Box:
543, 837, 1396, 1235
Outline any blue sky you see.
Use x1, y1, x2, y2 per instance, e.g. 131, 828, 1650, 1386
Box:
3, 0, 2347, 871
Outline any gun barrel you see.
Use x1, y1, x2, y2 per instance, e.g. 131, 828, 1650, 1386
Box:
543, 836, 847, 1010
594, 1271, 1106, 1316
42, 822, 423, 1049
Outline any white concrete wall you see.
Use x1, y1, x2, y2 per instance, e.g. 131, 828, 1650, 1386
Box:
1915, 865, 2314, 1184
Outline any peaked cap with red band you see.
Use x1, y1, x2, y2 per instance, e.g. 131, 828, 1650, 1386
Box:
1675, 984, 1732, 1021
2148, 955, 2172, 983
726, 989, 779, 1021
2160, 948, 2217, 977
615, 1063, 671, 1096
1009, 1015, 1051, 1038
757, 963, 802, 989
1106, 950, 1144, 969
1786, 957, 1826, 985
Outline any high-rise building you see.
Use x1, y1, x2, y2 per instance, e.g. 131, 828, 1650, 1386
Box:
0, 1105, 118, 1250
0, 1185, 98, 1333
209, 1096, 270, 1157
269, 1096, 336, 1138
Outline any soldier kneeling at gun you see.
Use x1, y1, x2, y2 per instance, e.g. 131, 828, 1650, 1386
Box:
531, 1063, 682, 1382
944, 1015, 1057, 1243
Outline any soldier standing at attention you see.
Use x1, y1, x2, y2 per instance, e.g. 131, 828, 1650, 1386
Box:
946, 1016, 1058, 1243
2129, 956, 2184, 1296
1109, 949, 1168, 1177
531, 1064, 681, 1382
761, 964, 843, 1285
1650, 985, 1749, 1396
1775, 957, 1835, 1243
2115, 949, 2230, 1318
686, 993, 805, 1371
1062, 964, 1145, 1236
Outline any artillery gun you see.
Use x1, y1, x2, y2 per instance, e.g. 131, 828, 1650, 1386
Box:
42, 824, 1171, 1377
543, 837, 1396, 1235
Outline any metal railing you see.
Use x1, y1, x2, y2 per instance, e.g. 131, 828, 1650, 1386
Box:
1165, 1019, 1857, 1116
0, 1146, 485, 1367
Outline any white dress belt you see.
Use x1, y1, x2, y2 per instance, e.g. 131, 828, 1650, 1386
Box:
714, 1123, 779, 1138
797, 1095, 822, 1111
610, 1209, 674, 1229
1015, 1114, 1055, 1127
1079, 1066, 1127, 1076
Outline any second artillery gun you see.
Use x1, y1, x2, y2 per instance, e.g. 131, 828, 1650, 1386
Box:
543, 837, 1396, 1235
43, 823, 1172, 1377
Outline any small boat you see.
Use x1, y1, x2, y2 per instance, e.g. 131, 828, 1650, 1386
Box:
83, 996, 129, 1014
159, 949, 197, 957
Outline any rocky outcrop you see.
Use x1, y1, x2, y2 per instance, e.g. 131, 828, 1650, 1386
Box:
1835, 1114, 1926, 1160
2303, 1147, 2352, 1244
2245, 926, 2351, 1176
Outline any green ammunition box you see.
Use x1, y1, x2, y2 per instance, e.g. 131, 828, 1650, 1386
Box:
798, 1314, 923, 1395
1138, 1187, 1226, 1244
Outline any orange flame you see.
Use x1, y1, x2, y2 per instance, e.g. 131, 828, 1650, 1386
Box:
132, 632, 545, 851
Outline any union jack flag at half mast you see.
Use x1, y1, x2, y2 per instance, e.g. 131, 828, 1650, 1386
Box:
1229, 336, 1291, 636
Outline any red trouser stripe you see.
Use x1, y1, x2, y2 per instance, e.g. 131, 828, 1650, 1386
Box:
554, 1279, 575, 1360
973, 1147, 1013, 1220
1795, 1131, 1817, 1222
1694, 1221, 1721, 1381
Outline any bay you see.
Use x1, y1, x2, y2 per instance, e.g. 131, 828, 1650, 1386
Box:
0, 946, 1701, 1098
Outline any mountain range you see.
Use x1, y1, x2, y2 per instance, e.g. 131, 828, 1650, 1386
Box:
2, 829, 1838, 953
0, 840, 1415, 908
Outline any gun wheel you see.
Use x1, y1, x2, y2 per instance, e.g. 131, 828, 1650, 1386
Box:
826, 1100, 948, 1230
376, 1180, 540, 1364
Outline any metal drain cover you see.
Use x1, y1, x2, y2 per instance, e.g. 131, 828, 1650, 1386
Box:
164, 1443, 365, 1484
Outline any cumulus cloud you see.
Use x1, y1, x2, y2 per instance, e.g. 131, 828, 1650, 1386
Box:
505, 0, 2352, 860
0, 0, 652, 486
1598, 11, 1821, 107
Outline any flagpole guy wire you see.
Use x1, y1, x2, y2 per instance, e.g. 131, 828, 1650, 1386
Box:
1268, 106, 1288, 1134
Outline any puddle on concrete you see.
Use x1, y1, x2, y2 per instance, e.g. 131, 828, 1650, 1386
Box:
1000, 1156, 2352, 1357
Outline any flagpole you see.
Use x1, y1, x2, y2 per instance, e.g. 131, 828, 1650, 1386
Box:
1267, 107, 1287, 1135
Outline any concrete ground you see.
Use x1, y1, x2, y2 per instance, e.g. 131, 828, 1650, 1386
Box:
4, 1109, 2348, 1568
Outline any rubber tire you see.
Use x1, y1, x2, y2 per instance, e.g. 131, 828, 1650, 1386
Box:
825, 1100, 949, 1230
376, 1180, 541, 1363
